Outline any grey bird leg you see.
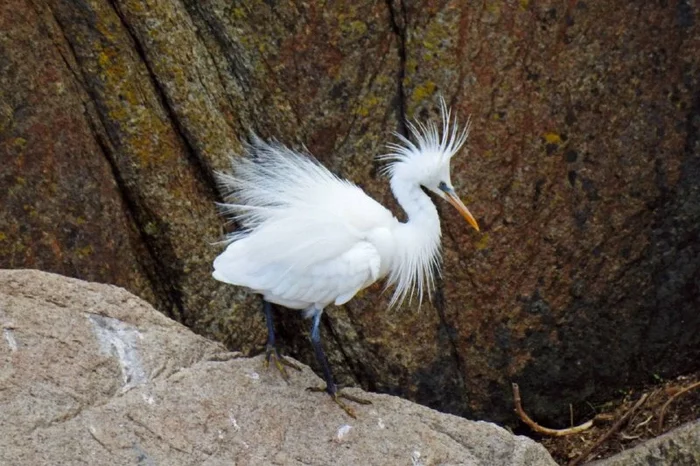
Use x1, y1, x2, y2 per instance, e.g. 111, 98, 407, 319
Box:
262, 300, 301, 380
309, 310, 336, 393
307, 309, 371, 418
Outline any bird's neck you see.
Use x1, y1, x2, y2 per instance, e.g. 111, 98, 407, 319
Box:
390, 177, 441, 233
386, 176, 442, 304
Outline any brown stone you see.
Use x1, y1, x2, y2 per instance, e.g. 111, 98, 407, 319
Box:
1, 0, 699, 425
588, 420, 700, 466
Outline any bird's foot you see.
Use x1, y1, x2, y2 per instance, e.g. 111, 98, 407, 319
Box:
264, 345, 302, 381
306, 385, 372, 418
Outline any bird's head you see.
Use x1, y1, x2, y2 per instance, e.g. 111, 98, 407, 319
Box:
380, 98, 480, 231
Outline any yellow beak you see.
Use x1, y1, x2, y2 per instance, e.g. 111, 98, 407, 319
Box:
444, 190, 480, 232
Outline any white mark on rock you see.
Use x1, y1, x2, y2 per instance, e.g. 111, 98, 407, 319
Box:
246, 371, 260, 380
336, 424, 352, 442
3, 328, 17, 352
88, 314, 147, 391
377, 418, 386, 429
411, 450, 424, 466
142, 392, 155, 405
218, 430, 225, 439
230, 415, 241, 432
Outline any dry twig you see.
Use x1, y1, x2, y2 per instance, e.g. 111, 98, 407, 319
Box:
512, 383, 594, 437
568, 393, 649, 466
657, 380, 700, 433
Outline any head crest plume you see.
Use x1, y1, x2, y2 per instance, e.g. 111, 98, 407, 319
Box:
379, 96, 471, 177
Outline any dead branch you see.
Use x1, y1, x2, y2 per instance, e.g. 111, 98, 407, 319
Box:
568, 393, 649, 466
512, 383, 594, 437
657, 380, 700, 433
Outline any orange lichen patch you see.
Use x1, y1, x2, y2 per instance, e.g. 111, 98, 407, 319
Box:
543, 132, 562, 144
44, 233, 64, 262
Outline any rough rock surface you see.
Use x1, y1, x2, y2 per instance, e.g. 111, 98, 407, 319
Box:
1, 0, 699, 425
588, 420, 700, 466
0, 269, 556, 466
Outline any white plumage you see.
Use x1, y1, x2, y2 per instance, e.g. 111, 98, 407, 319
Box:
214, 99, 478, 312
212, 98, 479, 416
213, 138, 392, 310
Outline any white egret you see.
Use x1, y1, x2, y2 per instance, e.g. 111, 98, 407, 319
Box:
213, 98, 479, 417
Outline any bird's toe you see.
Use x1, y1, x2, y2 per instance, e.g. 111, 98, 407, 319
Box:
306, 385, 371, 418
265, 346, 300, 382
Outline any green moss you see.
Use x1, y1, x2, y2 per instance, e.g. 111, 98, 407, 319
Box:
486, 2, 501, 16
406, 57, 418, 74
474, 233, 489, 250
355, 95, 381, 117
97, 50, 111, 68
422, 38, 438, 52
23, 205, 38, 218
231, 7, 246, 20
76, 245, 94, 258
341, 20, 368, 38
412, 81, 436, 102
144, 222, 159, 236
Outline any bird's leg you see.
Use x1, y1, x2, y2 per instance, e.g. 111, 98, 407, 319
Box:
306, 309, 371, 418
262, 300, 301, 380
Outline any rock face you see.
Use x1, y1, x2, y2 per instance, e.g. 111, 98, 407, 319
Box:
1, 0, 699, 425
0, 269, 556, 466
588, 420, 700, 466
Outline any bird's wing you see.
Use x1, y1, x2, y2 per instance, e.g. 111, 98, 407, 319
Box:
269, 240, 380, 307
216, 136, 395, 244
213, 137, 395, 307
213, 237, 381, 308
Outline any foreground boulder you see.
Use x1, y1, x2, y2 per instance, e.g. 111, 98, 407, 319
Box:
589, 420, 700, 466
0, 270, 555, 465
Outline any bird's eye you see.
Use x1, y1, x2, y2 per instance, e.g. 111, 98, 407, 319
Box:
438, 181, 448, 191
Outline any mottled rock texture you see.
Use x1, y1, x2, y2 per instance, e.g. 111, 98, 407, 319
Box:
588, 420, 700, 466
1, 0, 699, 425
0, 269, 556, 466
